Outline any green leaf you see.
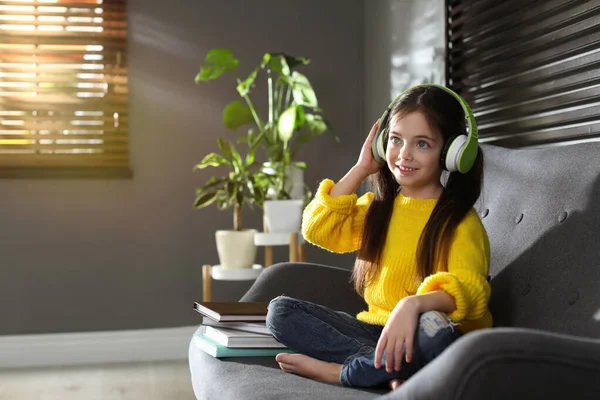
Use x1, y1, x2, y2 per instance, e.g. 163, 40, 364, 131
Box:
216, 192, 229, 210
284, 54, 311, 70
262, 53, 310, 77
193, 191, 220, 208
278, 106, 297, 143
295, 132, 313, 145
229, 141, 243, 172
217, 138, 232, 158
267, 54, 290, 76
261, 53, 272, 68
237, 67, 259, 97
277, 105, 305, 144
294, 105, 305, 129
196, 177, 226, 193
294, 161, 307, 170
305, 113, 328, 134
193, 153, 230, 169
266, 142, 284, 161
260, 53, 273, 68
246, 179, 256, 197
245, 149, 255, 166
223, 100, 254, 130
195, 48, 239, 83
289, 71, 318, 107
226, 181, 237, 200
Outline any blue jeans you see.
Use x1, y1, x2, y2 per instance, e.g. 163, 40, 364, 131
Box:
266, 295, 461, 388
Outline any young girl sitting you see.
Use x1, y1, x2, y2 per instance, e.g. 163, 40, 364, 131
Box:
265, 84, 492, 390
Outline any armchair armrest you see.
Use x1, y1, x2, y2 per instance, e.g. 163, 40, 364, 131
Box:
382, 327, 600, 400
240, 262, 367, 316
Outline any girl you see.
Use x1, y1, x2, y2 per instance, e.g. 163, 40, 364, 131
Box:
265, 85, 492, 390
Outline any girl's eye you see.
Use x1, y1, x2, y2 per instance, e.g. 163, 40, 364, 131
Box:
390, 136, 401, 144
417, 141, 430, 149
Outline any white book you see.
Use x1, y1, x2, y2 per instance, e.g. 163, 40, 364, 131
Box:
202, 326, 286, 348
201, 317, 271, 335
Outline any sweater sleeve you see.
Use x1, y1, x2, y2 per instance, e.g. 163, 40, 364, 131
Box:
301, 179, 374, 253
416, 210, 491, 322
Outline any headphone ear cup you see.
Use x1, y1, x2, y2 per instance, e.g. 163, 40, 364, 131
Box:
372, 112, 390, 164
442, 135, 468, 172
440, 135, 457, 170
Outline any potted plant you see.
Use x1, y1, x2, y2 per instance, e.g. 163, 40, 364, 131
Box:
193, 135, 275, 269
195, 48, 337, 233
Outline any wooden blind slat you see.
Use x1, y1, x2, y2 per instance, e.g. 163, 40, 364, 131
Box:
0, 30, 127, 39
0, 36, 125, 47
0, 20, 127, 29
447, 0, 600, 148
0, 133, 128, 140
0, 120, 127, 128
0, 77, 127, 85
0, 11, 125, 20
0, 56, 125, 64
0, 154, 129, 168
0, 67, 127, 76
0, 1, 125, 10
0, 143, 129, 151
0, 104, 127, 113
0, 114, 128, 122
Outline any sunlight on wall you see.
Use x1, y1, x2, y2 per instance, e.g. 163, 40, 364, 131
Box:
389, 0, 445, 99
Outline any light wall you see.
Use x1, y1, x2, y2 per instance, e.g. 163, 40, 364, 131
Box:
364, 0, 445, 129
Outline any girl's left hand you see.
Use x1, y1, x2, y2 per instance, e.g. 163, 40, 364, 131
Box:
374, 296, 420, 373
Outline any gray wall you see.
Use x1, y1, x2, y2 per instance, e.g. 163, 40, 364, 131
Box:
0, 0, 365, 335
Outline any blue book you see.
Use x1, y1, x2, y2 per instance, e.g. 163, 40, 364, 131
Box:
193, 333, 294, 358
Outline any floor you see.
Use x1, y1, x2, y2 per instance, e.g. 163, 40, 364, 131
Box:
0, 360, 196, 400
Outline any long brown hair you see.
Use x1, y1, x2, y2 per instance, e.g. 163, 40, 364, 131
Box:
352, 86, 484, 295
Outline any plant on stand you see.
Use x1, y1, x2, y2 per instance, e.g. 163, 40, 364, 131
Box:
195, 48, 337, 233
193, 136, 275, 269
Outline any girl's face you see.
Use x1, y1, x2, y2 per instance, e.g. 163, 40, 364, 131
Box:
386, 111, 444, 199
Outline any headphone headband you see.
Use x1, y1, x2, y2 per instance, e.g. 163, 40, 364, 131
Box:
371, 83, 478, 173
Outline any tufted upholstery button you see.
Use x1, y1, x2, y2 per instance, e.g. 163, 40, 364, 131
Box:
481, 209, 489, 218
521, 283, 531, 296
516, 213, 524, 224
568, 291, 579, 305
558, 211, 568, 223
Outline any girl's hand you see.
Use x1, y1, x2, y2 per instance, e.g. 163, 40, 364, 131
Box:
374, 296, 420, 373
355, 119, 384, 176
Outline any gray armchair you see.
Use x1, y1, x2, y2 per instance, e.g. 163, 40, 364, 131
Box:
189, 143, 600, 399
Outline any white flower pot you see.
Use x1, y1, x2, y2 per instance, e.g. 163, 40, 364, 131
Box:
215, 229, 257, 269
263, 200, 303, 233
262, 162, 305, 200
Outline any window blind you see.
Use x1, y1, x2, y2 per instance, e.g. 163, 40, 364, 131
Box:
446, 0, 600, 148
0, 0, 130, 178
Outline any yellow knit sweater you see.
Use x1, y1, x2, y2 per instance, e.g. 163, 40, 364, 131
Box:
302, 179, 492, 334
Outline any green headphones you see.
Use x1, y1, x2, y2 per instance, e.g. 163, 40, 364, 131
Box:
371, 83, 479, 174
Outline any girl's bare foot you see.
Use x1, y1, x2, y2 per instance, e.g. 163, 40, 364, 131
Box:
389, 378, 406, 391
275, 353, 342, 384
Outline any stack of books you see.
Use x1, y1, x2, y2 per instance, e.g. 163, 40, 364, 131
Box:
192, 301, 293, 358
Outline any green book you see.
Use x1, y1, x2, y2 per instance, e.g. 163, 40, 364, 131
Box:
193, 333, 294, 358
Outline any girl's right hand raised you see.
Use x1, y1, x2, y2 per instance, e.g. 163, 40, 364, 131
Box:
329, 120, 384, 197
355, 119, 384, 176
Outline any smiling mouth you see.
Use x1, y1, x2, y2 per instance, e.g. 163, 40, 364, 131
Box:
398, 166, 417, 172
